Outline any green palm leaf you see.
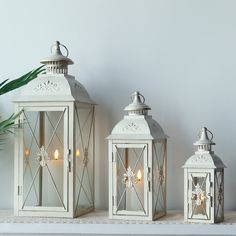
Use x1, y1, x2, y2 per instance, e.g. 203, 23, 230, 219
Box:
0, 111, 21, 134
0, 79, 8, 88
0, 111, 22, 148
0, 66, 45, 96
0, 66, 45, 145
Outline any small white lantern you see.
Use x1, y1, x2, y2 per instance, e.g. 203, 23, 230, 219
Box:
14, 41, 95, 217
183, 127, 226, 223
107, 91, 168, 220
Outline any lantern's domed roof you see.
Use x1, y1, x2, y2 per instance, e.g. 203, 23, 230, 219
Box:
183, 127, 226, 169
107, 91, 167, 140
183, 153, 226, 169
14, 41, 94, 104
14, 74, 95, 103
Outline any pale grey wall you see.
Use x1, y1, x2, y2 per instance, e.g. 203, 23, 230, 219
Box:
0, 0, 236, 211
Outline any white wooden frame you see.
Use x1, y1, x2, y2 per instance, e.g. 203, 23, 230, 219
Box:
14, 103, 71, 217
109, 140, 154, 220
185, 169, 215, 223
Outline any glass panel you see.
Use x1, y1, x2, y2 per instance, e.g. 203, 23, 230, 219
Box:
215, 170, 224, 221
153, 140, 167, 218
75, 104, 94, 214
114, 144, 147, 215
22, 109, 66, 209
188, 173, 211, 220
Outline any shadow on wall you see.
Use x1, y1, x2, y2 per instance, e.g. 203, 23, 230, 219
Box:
164, 114, 193, 210
91, 71, 133, 210
94, 101, 113, 210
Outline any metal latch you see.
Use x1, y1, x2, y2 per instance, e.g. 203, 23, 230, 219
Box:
67, 149, 71, 172
112, 196, 117, 206
148, 167, 151, 192
17, 186, 22, 195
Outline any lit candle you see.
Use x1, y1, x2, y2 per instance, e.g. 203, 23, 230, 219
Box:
54, 149, 59, 160
25, 148, 30, 157
76, 149, 80, 157
137, 169, 142, 182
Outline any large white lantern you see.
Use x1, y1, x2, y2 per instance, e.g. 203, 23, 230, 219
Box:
107, 91, 168, 220
183, 127, 226, 223
14, 41, 95, 217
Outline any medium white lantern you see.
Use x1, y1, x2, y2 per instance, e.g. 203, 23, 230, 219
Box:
183, 127, 226, 223
14, 41, 95, 217
107, 91, 168, 220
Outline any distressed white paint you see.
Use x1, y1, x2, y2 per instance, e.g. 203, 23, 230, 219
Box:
183, 127, 226, 223
1, 0, 236, 214
14, 42, 95, 217
107, 92, 167, 220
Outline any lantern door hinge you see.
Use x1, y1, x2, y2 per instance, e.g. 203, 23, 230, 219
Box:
148, 167, 151, 192
112, 196, 116, 206
210, 196, 213, 207
148, 180, 151, 192
17, 119, 22, 128
17, 185, 22, 195
112, 152, 116, 162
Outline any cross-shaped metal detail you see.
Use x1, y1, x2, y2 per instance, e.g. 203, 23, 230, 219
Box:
153, 142, 166, 214
37, 146, 49, 167
75, 106, 94, 213
115, 145, 146, 214
192, 183, 204, 206
122, 166, 137, 189
22, 109, 66, 209
190, 174, 209, 219
215, 171, 224, 220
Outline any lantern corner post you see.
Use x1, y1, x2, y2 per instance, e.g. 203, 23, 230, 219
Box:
14, 103, 21, 216
147, 140, 153, 219
68, 102, 74, 217
183, 168, 188, 222
108, 140, 114, 219
221, 168, 225, 222
92, 105, 95, 211
164, 138, 167, 216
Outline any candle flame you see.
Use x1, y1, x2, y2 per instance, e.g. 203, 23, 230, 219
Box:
25, 148, 30, 157
54, 149, 59, 160
137, 169, 142, 181
76, 149, 80, 157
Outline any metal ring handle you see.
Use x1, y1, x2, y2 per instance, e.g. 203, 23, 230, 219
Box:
206, 128, 214, 141
50, 42, 69, 57
139, 93, 145, 103
60, 43, 69, 57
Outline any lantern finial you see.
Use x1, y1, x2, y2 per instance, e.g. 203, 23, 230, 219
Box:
52, 41, 62, 55
40, 41, 74, 75
124, 91, 151, 115
194, 127, 215, 152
